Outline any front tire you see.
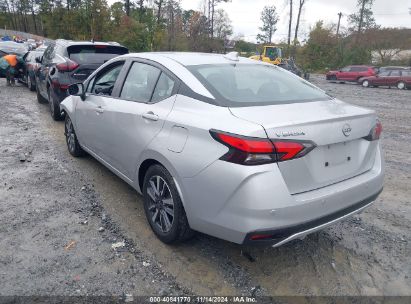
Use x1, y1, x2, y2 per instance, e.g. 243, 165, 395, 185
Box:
64, 115, 85, 157
397, 81, 406, 90
143, 165, 194, 244
27, 73, 35, 91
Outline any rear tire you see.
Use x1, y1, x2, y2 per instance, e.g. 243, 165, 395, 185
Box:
36, 85, 47, 104
143, 165, 195, 244
64, 115, 85, 157
49, 89, 63, 121
27, 73, 35, 91
397, 81, 406, 90
328, 75, 337, 82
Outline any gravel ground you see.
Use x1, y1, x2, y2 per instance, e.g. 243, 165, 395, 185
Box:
0, 75, 410, 297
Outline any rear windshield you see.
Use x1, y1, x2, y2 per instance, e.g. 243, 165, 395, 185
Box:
67, 45, 128, 64
187, 63, 331, 106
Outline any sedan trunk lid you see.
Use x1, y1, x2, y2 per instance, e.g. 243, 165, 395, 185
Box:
229, 99, 379, 194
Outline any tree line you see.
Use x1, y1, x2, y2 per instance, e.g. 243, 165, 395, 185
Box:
0, 0, 233, 52
1, 0, 410, 70
254, 0, 411, 71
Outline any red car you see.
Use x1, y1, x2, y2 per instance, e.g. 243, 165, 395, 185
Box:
359, 69, 411, 90
326, 65, 377, 82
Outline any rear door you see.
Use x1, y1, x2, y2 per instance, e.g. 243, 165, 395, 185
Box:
385, 70, 401, 87
67, 44, 128, 83
97, 60, 178, 180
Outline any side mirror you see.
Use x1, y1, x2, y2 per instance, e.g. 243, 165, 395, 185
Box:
68, 83, 85, 100
35, 56, 42, 63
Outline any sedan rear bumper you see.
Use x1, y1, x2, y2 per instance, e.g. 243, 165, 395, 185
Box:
242, 188, 382, 246
181, 144, 384, 245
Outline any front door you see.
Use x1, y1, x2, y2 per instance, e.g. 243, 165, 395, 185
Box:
75, 61, 125, 157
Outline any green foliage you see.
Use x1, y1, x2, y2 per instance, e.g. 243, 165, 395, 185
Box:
348, 0, 377, 33
0, 0, 233, 52
257, 5, 278, 44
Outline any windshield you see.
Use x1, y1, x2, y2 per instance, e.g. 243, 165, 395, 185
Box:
67, 45, 128, 64
188, 64, 331, 106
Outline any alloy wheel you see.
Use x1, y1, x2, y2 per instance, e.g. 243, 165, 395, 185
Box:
146, 175, 174, 233
397, 82, 405, 90
65, 117, 76, 153
362, 80, 369, 87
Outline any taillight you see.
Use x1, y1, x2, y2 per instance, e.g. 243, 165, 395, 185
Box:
363, 120, 382, 141
210, 130, 315, 165
56, 59, 79, 72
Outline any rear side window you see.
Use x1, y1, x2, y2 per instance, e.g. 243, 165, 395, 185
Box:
67, 45, 128, 65
188, 64, 331, 106
402, 71, 411, 76
120, 62, 161, 102
390, 70, 400, 76
151, 73, 175, 102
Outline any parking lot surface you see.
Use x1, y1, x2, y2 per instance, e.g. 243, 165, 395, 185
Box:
0, 75, 410, 296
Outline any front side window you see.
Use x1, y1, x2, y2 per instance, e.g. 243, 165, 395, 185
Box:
341, 67, 350, 72
91, 63, 124, 96
120, 62, 161, 102
390, 70, 400, 77
188, 63, 331, 106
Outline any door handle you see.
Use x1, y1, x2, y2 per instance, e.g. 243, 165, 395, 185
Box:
142, 111, 159, 121
95, 106, 104, 114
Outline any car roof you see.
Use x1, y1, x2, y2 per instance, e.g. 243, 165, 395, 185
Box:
110, 52, 267, 99
348, 65, 374, 67
120, 52, 260, 66
55, 39, 125, 48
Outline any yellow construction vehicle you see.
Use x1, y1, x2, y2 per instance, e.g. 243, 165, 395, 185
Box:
249, 45, 283, 65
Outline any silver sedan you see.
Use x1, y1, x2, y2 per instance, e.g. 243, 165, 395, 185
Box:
61, 52, 384, 246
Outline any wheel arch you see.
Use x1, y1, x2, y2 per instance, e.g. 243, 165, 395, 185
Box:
136, 152, 187, 209
60, 97, 76, 125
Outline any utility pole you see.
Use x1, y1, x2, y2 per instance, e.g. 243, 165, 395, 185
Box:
336, 12, 343, 37
287, 0, 293, 55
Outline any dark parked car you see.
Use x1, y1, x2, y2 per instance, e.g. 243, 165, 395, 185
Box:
359, 69, 411, 90
326, 65, 377, 82
19, 50, 44, 91
35, 39, 128, 120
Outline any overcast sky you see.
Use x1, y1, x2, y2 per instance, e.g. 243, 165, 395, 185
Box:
180, 0, 411, 42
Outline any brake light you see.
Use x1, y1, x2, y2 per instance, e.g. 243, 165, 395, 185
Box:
364, 120, 382, 141
94, 45, 107, 48
210, 130, 316, 165
215, 133, 274, 153
250, 234, 273, 241
56, 59, 79, 72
